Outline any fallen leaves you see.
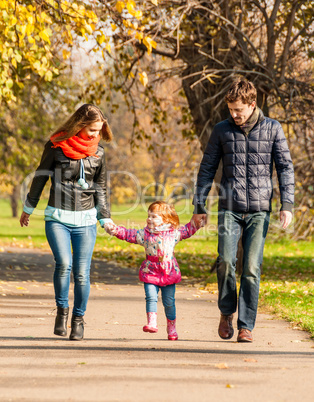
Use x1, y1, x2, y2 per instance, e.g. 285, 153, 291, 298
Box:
215, 363, 229, 369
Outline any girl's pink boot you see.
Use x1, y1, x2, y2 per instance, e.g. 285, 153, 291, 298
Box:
143, 312, 158, 333
167, 318, 178, 340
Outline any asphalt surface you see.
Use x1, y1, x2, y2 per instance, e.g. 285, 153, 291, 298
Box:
0, 247, 313, 402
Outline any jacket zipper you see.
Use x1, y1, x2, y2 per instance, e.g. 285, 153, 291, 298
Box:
74, 159, 79, 207
245, 135, 249, 212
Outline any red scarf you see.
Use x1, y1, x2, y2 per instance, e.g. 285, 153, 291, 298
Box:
50, 132, 100, 159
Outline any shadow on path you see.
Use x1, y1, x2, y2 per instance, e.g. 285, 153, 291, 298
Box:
0, 247, 139, 285
0, 337, 313, 357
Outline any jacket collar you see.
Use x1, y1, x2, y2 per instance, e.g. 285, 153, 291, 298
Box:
228, 107, 265, 134
144, 224, 173, 234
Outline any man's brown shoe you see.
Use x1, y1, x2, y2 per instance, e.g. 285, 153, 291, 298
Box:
218, 314, 234, 339
237, 328, 253, 343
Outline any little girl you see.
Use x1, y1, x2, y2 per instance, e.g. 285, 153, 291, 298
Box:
105, 201, 202, 341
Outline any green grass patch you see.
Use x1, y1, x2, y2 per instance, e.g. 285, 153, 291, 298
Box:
1, 198, 313, 337
259, 240, 314, 337
259, 281, 314, 335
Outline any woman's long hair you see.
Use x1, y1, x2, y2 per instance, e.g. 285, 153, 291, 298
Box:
51, 104, 113, 143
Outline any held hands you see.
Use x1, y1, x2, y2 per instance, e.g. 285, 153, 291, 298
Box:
104, 222, 117, 235
20, 212, 30, 227
191, 214, 207, 229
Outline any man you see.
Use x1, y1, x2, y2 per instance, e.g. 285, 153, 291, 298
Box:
192, 77, 294, 342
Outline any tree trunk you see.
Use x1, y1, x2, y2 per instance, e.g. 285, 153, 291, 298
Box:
10, 184, 20, 218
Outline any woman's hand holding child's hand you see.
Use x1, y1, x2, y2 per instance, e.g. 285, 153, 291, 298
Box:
104, 223, 117, 235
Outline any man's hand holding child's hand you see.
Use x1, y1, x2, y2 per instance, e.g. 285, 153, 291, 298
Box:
191, 214, 207, 229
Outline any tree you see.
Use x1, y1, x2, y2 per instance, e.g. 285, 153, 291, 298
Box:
95, 71, 201, 208
0, 0, 112, 215
94, 0, 313, 239
0, 0, 100, 104
0, 0, 161, 216
0, 75, 81, 216
2, 0, 313, 237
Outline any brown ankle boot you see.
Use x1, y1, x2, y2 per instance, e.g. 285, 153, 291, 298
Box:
218, 314, 234, 339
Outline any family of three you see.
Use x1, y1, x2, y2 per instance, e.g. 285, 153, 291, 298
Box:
20, 77, 294, 343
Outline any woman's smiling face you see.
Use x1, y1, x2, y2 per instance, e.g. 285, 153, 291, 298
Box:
78, 121, 103, 140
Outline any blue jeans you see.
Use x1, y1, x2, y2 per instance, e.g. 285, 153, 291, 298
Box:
45, 221, 97, 316
144, 283, 176, 320
217, 210, 270, 331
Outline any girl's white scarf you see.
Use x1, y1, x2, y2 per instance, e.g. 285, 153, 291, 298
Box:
147, 223, 172, 233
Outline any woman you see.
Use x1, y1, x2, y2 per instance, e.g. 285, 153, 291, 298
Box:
20, 104, 113, 341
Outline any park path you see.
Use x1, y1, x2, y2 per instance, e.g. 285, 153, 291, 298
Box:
0, 247, 313, 402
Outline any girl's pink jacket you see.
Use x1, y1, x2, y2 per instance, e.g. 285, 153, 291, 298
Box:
113, 222, 198, 286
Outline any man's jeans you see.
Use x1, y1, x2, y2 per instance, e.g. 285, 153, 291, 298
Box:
144, 283, 176, 320
45, 221, 97, 316
217, 209, 270, 331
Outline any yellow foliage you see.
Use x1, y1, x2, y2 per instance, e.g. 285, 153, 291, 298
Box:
135, 32, 143, 42
0, 0, 157, 101
116, 1, 125, 13
45, 70, 53, 81
126, 0, 135, 13
143, 36, 157, 55
62, 49, 71, 60
0, 0, 100, 104
112, 186, 136, 204
133, 10, 143, 20
39, 30, 51, 43
139, 71, 148, 87
97, 34, 106, 45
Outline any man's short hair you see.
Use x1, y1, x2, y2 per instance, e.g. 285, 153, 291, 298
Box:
225, 77, 257, 105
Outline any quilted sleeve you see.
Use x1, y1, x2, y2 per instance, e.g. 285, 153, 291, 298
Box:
273, 123, 295, 211
193, 125, 222, 214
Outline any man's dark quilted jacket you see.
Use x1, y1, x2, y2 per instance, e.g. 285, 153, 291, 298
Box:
193, 109, 294, 213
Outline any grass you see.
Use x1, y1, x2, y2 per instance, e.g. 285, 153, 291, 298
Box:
1, 198, 313, 337
259, 240, 314, 336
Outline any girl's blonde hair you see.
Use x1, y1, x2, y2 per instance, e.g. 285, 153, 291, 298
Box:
51, 104, 113, 142
148, 201, 180, 229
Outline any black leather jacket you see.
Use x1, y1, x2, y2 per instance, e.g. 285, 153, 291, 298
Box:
194, 109, 294, 213
25, 140, 110, 220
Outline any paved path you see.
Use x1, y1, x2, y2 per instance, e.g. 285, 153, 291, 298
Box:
0, 247, 313, 402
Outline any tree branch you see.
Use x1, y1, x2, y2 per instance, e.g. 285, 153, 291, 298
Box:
250, 0, 269, 26
270, 0, 282, 24
279, 1, 299, 83
195, 4, 264, 65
